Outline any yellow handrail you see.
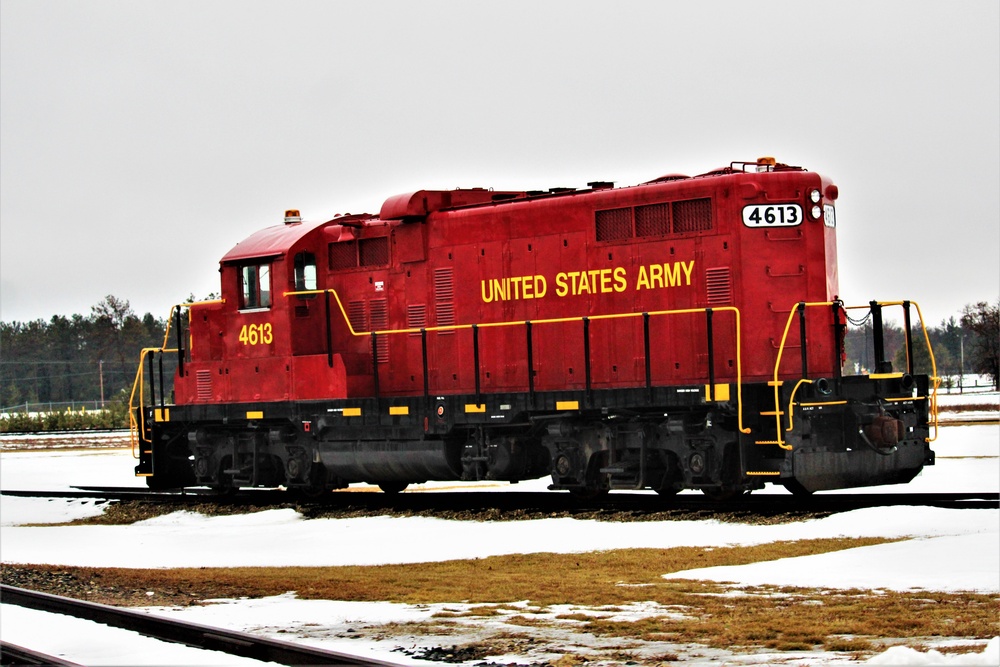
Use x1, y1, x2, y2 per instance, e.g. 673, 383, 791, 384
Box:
770, 301, 835, 449
128, 347, 157, 457
909, 301, 940, 442
773, 300, 941, 449
785, 378, 813, 434
128, 299, 225, 458
286, 288, 751, 434
841, 301, 940, 442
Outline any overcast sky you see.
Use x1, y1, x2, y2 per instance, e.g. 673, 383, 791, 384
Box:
1, 0, 997, 328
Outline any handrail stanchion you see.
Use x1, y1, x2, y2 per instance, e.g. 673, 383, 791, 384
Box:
870, 300, 887, 372
798, 301, 808, 378
421, 328, 429, 401
371, 332, 380, 400
643, 312, 652, 402
174, 307, 185, 378
903, 300, 914, 375
158, 353, 165, 410
705, 309, 715, 400
832, 301, 844, 380
325, 291, 334, 368
147, 351, 156, 419
472, 324, 481, 404
526, 321, 535, 407
583, 317, 592, 405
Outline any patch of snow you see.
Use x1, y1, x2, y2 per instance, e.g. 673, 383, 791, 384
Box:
0, 604, 281, 666
866, 636, 999, 665
663, 531, 1000, 592
0, 497, 109, 526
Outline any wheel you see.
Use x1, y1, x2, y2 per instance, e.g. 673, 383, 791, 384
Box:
378, 481, 409, 494
297, 483, 328, 499
209, 466, 237, 496
297, 464, 329, 498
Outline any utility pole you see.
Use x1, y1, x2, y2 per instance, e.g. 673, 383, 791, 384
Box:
99, 359, 105, 408
959, 335, 964, 395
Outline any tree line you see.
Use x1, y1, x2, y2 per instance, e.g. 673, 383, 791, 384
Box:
1, 295, 997, 416
0, 295, 173, 413
843, 299, 999, 390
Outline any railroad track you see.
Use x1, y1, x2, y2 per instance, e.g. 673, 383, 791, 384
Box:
0, 641, 84, 666
2, 487, 997, 513
0, 585, 401, 666
939, 418, 1000, 426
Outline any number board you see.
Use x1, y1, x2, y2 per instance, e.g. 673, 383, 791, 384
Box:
742, 204, 802, 228
823, 204, 836, 228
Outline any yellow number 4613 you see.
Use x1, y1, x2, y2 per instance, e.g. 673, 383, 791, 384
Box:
238, 322, 273, 346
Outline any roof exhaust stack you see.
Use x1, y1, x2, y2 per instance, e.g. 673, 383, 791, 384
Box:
284, 209, 302, 224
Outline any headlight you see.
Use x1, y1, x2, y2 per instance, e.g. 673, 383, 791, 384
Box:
811, 205, 822, 219
809, 189, 821, 203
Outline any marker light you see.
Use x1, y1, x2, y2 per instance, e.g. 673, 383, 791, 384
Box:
809, 189, 821, 203
756, 156, 776, 173
284, 209, 302, 224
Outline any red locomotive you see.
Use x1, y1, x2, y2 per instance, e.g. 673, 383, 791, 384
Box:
131, 157, 939, 498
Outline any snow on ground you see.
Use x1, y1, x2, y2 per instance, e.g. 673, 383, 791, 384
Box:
0, 604, 280, 666
1, 505, 998, 582
1, 413, 997, 665
663, 530, 998, 592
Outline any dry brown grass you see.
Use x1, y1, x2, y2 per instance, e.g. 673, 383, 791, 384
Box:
40, 538, 882, 606
5, 537, 998, 658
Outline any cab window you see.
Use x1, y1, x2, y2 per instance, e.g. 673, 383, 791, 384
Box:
240, 263, 271, 309
294, 252, 317, 291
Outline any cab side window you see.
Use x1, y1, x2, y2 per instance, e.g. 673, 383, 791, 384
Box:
294, 252, 317, 291
240, 263, 271, 309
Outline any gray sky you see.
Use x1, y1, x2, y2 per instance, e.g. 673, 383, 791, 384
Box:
2, 0, 998, 328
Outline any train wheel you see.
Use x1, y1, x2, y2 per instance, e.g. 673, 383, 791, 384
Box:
297, 464, 329, 498
378, 481, 409, 494
653, 452, 681, 497
210, 473, 237, 497
297, 483, 327, 499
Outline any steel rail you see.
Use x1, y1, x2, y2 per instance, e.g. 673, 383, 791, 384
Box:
1, 585, 402, 667
1, 488, 996, 511
0, 641, 85, 666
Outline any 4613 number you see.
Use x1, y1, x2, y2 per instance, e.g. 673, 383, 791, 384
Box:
238, 322, 273, 346
741, 204, 802, 228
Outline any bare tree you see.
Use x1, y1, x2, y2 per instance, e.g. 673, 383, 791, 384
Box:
960, 299, 1000, 390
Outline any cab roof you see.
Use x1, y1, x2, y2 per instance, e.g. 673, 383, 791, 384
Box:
219, 218, 330, 264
